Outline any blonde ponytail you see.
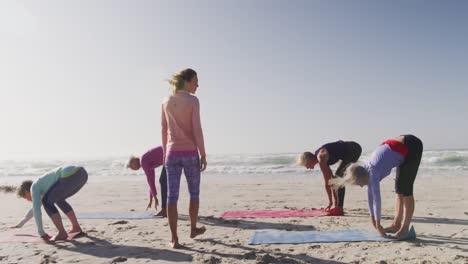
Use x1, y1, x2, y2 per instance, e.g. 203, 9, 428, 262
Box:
167, 68, 197, 94
329, 177, 348, 190
329, 163, 368, 190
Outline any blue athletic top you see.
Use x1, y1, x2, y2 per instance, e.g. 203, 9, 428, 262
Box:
315, 140, 347, 165
31, 166, 80, 236
365, 144, 405, 221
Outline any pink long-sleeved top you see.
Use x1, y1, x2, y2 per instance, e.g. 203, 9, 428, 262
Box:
141, 146, 163, 198
161, 90, 206, 157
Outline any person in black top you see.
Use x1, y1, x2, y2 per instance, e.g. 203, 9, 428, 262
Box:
297, 140, 362, 215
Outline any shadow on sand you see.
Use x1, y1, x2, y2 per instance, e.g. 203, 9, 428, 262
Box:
179, 214, 318, 231
181, 237, 348, 264
346, 210, 468, 226
415, 234, 468, 253
53, 234, 193, 262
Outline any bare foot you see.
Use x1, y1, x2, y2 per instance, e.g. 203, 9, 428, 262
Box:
68, 228, 82, 234
68, 229, 86, 238
170, 237, 181, 249
384, 223, 401, 233
171, 242, 182, 249
393, 227, 409, 239
154, 210, 167, 218
190, 226, 206, 239
51, 232, 68, 241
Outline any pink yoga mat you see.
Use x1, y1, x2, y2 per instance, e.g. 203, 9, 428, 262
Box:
0, 231, 82, 243
220, 209, 329, 218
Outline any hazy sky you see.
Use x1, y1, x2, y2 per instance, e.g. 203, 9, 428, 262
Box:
1, 0, 467, 159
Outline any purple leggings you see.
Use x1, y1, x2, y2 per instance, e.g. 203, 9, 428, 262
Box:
165, 151, 200, 205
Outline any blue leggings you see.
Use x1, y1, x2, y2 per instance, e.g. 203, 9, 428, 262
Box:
42, 167, 88, 216
165, 155, 200, 205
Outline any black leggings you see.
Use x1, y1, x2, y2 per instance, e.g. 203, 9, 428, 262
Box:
396, 135, 423, 196
159, 166, 167, 209
42, 167, 88, 216
334, 142, 362, 207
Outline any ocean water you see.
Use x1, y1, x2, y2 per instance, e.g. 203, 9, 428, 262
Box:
0, 150, 467, 184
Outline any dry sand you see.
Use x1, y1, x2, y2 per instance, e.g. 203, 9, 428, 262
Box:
1, 175, 467, 263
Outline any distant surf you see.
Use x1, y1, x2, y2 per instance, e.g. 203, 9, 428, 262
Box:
1, 150, 467, 180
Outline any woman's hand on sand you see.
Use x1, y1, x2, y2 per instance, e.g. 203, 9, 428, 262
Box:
389, 229, 406, 239
200, 156, 207, 172
146, 197, 153, 211
153, 197, 159, 210
370, 217, 377, 228
375, 223, 390, 238
372, 218, 392, 238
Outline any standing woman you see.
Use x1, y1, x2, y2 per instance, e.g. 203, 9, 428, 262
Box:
162, 68, 207, 248
330, 135, 423, 238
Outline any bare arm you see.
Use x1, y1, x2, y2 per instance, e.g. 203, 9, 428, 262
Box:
192, 97, 206, 157
331, 188, 338, 208
374, 219, 390, 238
161, 103, 168, 161
318, 149, 334, 208
192, 97, 207, 171
370, 215, 377, 228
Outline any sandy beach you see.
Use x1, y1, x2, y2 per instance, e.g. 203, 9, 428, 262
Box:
1, 174, 467, 264
3, 1, 468, 263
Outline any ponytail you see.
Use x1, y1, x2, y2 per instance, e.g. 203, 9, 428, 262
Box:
167, 68, 197, 94
329, 163, 368, 189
